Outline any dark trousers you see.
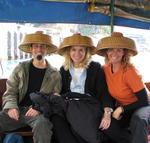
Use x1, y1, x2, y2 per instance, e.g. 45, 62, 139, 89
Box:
51, 115, 131, 143
102, 118, 131, 143
51, 115, 87, 143
0, 108, 52, 143
130, 106, 150, 143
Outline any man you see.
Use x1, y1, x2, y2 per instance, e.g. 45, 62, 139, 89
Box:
0, 31, 62, 143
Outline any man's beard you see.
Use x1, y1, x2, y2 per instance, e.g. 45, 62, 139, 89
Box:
36, 55, 43, 61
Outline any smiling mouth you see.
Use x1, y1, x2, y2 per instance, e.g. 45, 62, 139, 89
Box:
111, 57, 117, 60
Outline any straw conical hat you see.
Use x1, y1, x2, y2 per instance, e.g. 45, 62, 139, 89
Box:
57, 33, 96, 55
96, 32, 137, 56
19, 31, 57, 54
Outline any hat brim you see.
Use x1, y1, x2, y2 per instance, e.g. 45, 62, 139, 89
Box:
57, 44, 96, 56
96, 47, 137, 56
19, 42, 57, 54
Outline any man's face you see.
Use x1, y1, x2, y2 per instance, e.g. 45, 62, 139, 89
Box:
31, 43, 47, 60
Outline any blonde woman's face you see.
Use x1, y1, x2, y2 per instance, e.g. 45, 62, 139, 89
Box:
69, 46, 86, 65
106, 48, 124, 64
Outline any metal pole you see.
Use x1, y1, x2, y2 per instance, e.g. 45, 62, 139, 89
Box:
110, 0, 115, 33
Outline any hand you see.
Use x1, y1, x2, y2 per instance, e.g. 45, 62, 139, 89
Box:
112, 106, 123, 120
8, 108, 19, 121
99, 113, 111, 130
25, 107, 40, 117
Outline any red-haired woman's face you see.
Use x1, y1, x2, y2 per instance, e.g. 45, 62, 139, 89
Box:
107, 48, 124, 64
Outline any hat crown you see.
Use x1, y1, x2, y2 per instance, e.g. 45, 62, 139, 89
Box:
35, 31, 43, 34
20, 31, 52, 45
111, 32, 123, 37
60, 33, 94, 47
73, 33, 81, 36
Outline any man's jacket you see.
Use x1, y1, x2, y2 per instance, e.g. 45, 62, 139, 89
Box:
2, 59, 62, 110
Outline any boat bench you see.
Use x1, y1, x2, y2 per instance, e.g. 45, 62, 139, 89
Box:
0, 78, 150, 142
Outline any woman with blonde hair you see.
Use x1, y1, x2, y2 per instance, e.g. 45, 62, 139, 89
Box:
96, 32, 149, 143
51, 33, 131, 143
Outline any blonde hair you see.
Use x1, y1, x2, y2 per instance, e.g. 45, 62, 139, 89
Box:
63, 46, 92, 70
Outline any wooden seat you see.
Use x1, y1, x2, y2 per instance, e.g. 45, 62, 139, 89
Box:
145, 82, 150, 92
4, 127, 32, 136
1, 78, 150, 141
0, 78, 7, 109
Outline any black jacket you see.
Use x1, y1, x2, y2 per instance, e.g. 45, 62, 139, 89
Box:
60, 61, 114, 109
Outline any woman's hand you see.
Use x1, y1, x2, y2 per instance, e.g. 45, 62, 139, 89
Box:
99, 113, 111, 130
112, 106, 123, 120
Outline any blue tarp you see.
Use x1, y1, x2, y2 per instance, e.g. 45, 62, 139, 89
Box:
0, 0, 149, 29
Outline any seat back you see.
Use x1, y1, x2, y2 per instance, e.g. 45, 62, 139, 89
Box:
0, 79, 7, 108
145, 82, 150, 91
